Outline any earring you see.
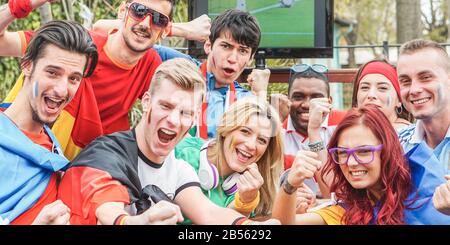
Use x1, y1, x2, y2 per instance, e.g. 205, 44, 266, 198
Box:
395, 106, 403, 115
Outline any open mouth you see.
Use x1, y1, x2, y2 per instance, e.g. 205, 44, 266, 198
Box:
236, 148, 253, 162
297, 111, 309, 121
133, 29, 151, 40
157, 128, 177, 144
44, 96, 64, 113
410, 97, 431, 105
223, 68, 235, 76
349, 170, 368, 177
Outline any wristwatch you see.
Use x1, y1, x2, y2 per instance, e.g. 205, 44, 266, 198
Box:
282, 178, 297, 195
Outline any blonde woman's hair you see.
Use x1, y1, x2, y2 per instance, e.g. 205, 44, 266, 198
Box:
208, 96, 284, 216
148, 58, 206, 106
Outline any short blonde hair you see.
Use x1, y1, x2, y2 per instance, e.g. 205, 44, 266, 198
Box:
399, 39, 450, 71
148, 58, 206, 105
209, 96, 284, 216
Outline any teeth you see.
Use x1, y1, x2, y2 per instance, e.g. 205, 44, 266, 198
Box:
237, 149, 252, 158
135, 32, 149, 38
350, 171, 367, 176
48, 98, 63, 103
45, 97, 64, 110
411, 98, 430, 105
160, 128, 175, 135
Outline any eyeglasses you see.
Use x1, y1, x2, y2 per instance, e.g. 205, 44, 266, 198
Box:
328, 144, 383, 165
128, 2, 170, 28
291, 64, 328, 74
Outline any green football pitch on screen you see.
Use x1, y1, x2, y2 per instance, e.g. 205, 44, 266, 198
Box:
208, 0, 315, 48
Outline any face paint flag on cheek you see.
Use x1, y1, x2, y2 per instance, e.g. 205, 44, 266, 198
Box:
437, 83, 445, 104
125, 13, 133, 29
32, 81, 39, 99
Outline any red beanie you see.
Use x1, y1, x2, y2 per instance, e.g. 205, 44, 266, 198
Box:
357, 61, 401, 101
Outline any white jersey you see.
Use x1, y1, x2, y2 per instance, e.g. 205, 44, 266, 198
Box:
126, 151, 200, 215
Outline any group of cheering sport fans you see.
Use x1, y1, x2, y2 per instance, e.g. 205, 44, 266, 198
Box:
0, 0, 449, 225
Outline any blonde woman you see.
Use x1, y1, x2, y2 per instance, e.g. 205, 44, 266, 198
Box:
175, 96, 284, 224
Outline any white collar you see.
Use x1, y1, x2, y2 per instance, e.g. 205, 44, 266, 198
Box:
410, 120, 450, 144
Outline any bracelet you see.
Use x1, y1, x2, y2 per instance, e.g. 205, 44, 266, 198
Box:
8, 0, 32, 19
232, 217, 252, 225
308, 140, 324, 152
234, 191, 260, 213
282, 179, 297, 195
113, 214, 128, 225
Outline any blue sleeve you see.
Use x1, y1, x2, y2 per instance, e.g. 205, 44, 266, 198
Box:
154, 45, 200, 65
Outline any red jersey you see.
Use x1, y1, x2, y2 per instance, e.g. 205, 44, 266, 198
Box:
11, 129, 57, 225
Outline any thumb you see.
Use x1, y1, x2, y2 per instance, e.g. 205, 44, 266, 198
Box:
176, 209, 184, 223
297, 202, 309, 214
445, 175, 450, 181
246, 163, 258, 171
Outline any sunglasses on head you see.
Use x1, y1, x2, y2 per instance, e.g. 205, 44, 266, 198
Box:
128, 2, 170, 28
291, 64, 328, 74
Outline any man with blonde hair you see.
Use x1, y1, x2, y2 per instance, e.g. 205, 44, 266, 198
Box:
397, 39, 450, 224
58, 58, 279, 225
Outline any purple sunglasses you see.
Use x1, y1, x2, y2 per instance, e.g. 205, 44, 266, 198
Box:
328, 144, 383, 165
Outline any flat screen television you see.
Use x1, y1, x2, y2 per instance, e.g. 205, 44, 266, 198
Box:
187, 0, 334, 59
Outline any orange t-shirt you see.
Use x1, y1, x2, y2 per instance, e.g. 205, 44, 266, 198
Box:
10, 129, 59, 225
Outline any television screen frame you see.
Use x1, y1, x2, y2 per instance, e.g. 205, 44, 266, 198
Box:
187, 0, 334, 59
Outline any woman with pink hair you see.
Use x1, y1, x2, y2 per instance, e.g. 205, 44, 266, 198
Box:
272, 105, 421, 224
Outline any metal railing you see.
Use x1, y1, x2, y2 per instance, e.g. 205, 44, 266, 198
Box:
170, 41, 450, 84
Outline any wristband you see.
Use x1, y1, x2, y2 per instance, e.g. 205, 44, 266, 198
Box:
8, 0, 33, 19
113, 214, 128, 225
232, 216, 252, 225
282, 179, 297, 195
308, 140, 324, 152
234, 191, 260, 213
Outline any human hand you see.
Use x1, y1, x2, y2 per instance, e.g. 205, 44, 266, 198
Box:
237, 163, 264, 203
270, 93, 291, 122
295, 184, 316, 214
247, 68, 270, 97
432, 175, 450, 215
287, 150, 322, 188
176, 14, 211, 42
127, 200, 183, 225
33, 0, 56, 8
307, 98, 331, 131
247, 218, 281, 225
32, 200, 70, 225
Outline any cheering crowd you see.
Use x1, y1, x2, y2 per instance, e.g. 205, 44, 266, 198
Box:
0, 0, 449, 225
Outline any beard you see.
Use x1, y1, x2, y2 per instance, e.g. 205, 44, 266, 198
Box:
31, 105, 58, 127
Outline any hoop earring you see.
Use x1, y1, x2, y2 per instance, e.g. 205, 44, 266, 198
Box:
395, 106, 403, 115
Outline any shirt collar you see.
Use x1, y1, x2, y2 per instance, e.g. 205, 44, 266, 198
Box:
410, 120, 450, 144
206, 72, 240, 93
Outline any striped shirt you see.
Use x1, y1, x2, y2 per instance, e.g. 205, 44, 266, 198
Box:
399, 121, 450, 175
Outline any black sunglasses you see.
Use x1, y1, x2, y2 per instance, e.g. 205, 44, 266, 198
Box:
128, 2, 170, 28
